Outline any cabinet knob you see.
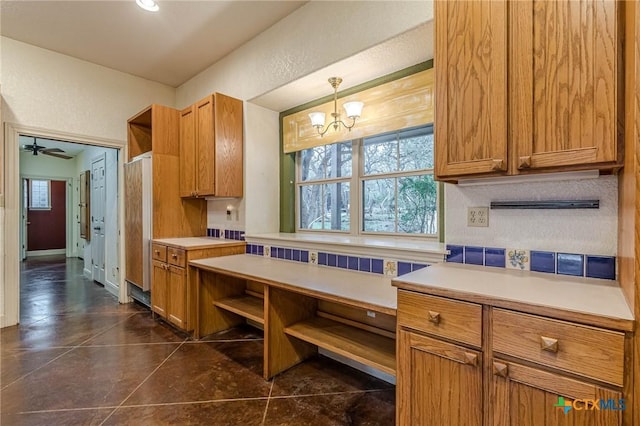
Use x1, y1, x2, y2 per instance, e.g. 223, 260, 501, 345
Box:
464, 352, 478, 367
154, 250, 160, 255
491, 159, 506, 171
518, 156, 532, 169
428, 311, 440, 324
493, 361, 508, 378
540, 336, 559, 353
171, 253, 178, 259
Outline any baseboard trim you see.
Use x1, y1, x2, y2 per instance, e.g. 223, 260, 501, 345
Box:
26, 249, 66, 257
104, 279, 119, 297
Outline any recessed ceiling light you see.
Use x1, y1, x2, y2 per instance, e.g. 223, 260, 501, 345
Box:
136, 0, 159, 12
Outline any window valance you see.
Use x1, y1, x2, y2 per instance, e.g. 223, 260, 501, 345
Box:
282, 68, 434, 154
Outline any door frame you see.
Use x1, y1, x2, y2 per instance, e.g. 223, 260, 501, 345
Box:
21, 175, 74, 258
2, 123, 128, 328
90, 152, 107, 285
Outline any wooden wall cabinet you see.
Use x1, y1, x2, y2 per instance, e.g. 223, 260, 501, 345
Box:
125, 104, 207, 290
180, 93, 243, 198
396, 289, 629, 426
151, 240, 245, 332
435, 0, 622, 181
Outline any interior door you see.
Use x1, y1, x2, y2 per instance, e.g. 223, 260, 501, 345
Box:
91, 154, 106, 284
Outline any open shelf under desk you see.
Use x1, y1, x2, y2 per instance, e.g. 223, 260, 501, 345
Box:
284, 316, 396, 377
214, 295, 264, 325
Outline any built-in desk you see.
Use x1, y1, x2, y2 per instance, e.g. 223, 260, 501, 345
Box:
190, 254, 397, 379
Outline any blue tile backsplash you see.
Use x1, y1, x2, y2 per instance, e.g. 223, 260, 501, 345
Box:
586, 256, 616, 280
208, 228, 245, 241
446, 244, 615, 280
557, 253, 584, 277
484, 248, 506, 268
243, 243, 429, 277
464, 246, 483, 265
531, 251, 555, 273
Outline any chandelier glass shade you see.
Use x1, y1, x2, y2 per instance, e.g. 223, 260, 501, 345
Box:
308, 77, 364, 137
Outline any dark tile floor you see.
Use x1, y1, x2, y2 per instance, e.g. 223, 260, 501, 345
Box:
1, 255, 396, 425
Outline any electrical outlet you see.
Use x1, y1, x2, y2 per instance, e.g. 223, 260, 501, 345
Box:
467, 207, 489, 227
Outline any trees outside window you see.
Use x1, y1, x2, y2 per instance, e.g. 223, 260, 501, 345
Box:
297, 125, 437, 237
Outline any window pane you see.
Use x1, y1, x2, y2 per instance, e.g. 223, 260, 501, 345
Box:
299, 184, 324, 229
30, 180, 50, 209
300, 146, 327, 181
363, 178, 396, 232
326, 142, 352, 179
399, 128, 434, 171
300, 142, 352, 182
363, 134, 398, 176
300, 182, 350, 231
398, 174, 438, 235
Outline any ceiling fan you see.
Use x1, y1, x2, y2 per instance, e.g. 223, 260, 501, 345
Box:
23, 138, 73, 160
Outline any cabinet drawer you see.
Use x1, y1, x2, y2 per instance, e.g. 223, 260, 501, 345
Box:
151, 244, 167, 262
492, 309, 625, 386
397, 290, 482, 347
167, 248, 186, 267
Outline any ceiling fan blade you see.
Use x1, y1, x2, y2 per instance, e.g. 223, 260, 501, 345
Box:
41, 148, 64, 153
41, 151, 73, 160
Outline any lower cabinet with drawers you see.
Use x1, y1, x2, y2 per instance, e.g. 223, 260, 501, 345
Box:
395, 288, 631, 426
151, 239, 245, 332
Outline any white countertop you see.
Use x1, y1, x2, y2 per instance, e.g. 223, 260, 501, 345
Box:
393, 262, 634, 330
152, 237, 245, 250
190, 254, 397, 315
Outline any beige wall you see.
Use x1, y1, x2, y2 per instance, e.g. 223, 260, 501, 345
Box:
1, 37, 176, 326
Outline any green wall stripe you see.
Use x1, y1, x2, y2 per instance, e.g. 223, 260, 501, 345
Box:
279, 59, 435, 233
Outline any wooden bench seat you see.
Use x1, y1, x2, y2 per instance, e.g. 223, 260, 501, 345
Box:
190, 254, 397, 380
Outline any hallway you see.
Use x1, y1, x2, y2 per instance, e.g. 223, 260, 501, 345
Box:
1, 256, 395, 425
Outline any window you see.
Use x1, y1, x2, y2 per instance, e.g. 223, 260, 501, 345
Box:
297, 125, 438, 237
299, 142, 352, 231
29, 179, 51, 210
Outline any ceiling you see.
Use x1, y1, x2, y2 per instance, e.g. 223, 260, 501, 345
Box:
19, 135, 94, 158
251, 21, 433, 112
1, 0, 307, 87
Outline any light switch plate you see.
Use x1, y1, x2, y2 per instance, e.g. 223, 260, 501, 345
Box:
468, 207, 489, 227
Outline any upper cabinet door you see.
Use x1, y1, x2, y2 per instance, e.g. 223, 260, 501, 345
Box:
213, 94, 243, 198
510, 0, 621, 173
179, 105, 196, 197
196, 95, 216, 197
435, 0, 508, 179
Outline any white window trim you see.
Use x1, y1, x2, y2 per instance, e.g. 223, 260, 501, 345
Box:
28, 179, 52, 210
295, 127, 439, 240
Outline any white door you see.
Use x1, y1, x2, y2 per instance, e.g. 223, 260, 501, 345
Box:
91, 155, 106, 284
